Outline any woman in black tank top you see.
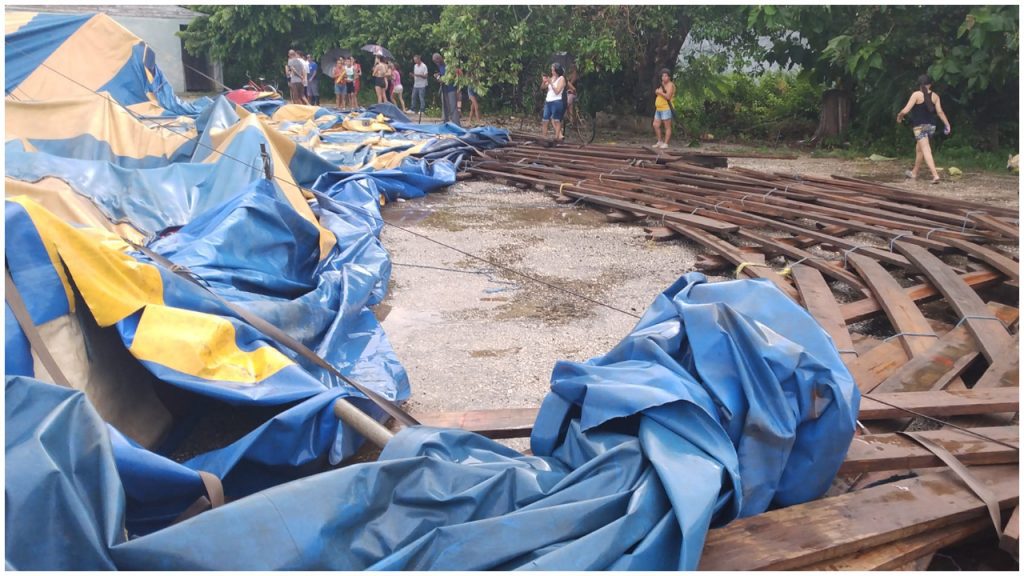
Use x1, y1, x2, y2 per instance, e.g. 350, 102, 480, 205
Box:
896, 74, 952, 184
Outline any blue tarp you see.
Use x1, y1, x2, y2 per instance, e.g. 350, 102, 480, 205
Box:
6, 273, 858, 570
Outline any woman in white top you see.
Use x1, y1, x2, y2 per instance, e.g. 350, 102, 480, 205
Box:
540, 62, 567, 141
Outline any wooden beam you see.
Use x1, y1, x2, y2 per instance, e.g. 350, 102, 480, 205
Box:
941, 236, 1019, 283
413, 388, 1018, 440
869, 303, 1019, 394
698, 464, 1019, 571
839, 270, 1002, 325
664, 222, 799, 300
972, 332, 1020, 389
896, 242, 1013, 364
1001, 506, 1019, 561
416, 407, 538, 439
859, 388, 1019, 421
838, 426, 1018, 474
803, 518, 989, 571
791, 265, 858, 363
847, 253, 938, 358
845, 340, 909, 393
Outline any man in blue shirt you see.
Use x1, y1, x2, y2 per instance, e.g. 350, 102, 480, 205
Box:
304, 53, 320, 106
432, 53, 460, 126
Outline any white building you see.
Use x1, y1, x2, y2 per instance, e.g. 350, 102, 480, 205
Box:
6, 4, 222, 93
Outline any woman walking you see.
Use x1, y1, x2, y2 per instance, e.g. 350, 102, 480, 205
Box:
896, 74, 951, 184
540, 62, 567, 141
390, 62, 407, 111
372, 56, 389, 104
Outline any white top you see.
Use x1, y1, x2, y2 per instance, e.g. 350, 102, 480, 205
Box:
413, 62, 429, 88
545, 76, 564, 102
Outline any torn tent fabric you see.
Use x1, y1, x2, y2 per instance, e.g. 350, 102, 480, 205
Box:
7, 274, 858, 570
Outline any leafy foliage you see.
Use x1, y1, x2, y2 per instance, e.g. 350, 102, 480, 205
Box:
180, 5, 1018, 157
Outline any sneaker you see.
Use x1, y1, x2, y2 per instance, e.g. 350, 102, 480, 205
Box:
654, 140, 664, 148
658, 142, 669, 149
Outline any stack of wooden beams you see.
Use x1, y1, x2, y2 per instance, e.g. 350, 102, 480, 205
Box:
441, 139, 1020, 568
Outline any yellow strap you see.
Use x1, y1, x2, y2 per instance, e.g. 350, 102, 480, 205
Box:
559, 182, 574, 196
734, 261, 771, 278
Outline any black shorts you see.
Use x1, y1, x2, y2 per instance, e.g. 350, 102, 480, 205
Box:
374, 77, 387, 88
346, 81, 355, 93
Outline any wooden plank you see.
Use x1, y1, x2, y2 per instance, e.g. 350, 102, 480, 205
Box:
803, 518, 989, 571
871, 303, 1019, 394
415, 407, 538, 439
845, 340, 909, 393
972, 332, 1020, 389
838, 426, 1018, 474
698, 464, 1020, 571
664, 221, 799, 300
561, 189, 740, 233
1001, 506, 1019, 560
859, 387, 1019, 421
741, 231, 867, 293
941, 236, 1019, 282
413, 388, 1019, 439
847, 253, 938, 357
791, 265, 857, 361
896, 242, 1013, 363
840, 270, 1002, 324
973, 213, 1019, 240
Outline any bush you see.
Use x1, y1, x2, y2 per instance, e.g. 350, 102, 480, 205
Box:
673, 68, 822, 143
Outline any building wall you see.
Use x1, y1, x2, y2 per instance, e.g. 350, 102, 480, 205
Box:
113, 15, 191, 93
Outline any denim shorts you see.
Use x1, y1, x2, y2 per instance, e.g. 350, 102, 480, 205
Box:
543, 100, 565, 121
654, 109, 673, 121
335, 83, 347, 95
913, 124, 936, 141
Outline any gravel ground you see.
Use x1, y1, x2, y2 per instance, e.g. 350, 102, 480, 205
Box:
379, 183, 729, 418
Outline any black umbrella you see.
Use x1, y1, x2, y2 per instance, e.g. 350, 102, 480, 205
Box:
320, 48, 352, 78
550, 52, 575, 72
361, 44, 393, 60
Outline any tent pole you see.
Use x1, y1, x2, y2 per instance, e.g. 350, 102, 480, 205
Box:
334, 398, 395, 448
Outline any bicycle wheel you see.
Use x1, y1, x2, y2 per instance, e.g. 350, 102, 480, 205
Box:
565, 108, 596, 145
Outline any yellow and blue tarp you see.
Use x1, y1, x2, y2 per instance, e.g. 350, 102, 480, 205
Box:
5, 7, 506, 538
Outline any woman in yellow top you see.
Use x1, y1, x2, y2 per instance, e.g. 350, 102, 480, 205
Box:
652, 68, 676, 149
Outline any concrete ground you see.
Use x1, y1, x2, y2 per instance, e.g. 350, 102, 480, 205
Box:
378, 150, 1019, 421
377, 184, 729, 418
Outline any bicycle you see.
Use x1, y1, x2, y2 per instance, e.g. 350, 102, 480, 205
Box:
243, 71, 279, 95
563, 81, 596, 145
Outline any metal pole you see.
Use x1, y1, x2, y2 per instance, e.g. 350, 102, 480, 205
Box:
333, 398, 395, 449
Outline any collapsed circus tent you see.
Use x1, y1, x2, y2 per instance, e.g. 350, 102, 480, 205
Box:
4, 9, 858, 570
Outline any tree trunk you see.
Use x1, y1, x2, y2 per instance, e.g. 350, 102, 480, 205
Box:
632, 16, 691, 115
812, 89, 851, 144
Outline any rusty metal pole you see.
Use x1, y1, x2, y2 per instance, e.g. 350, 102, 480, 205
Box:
333, 398, 395, 448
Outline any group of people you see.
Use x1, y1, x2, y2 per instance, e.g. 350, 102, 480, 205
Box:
284, 49, 320, 106
285, 48, 484, 125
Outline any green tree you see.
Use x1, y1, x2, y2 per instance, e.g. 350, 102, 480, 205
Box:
180, 5, 329, 87
736, 5, 1018, 149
